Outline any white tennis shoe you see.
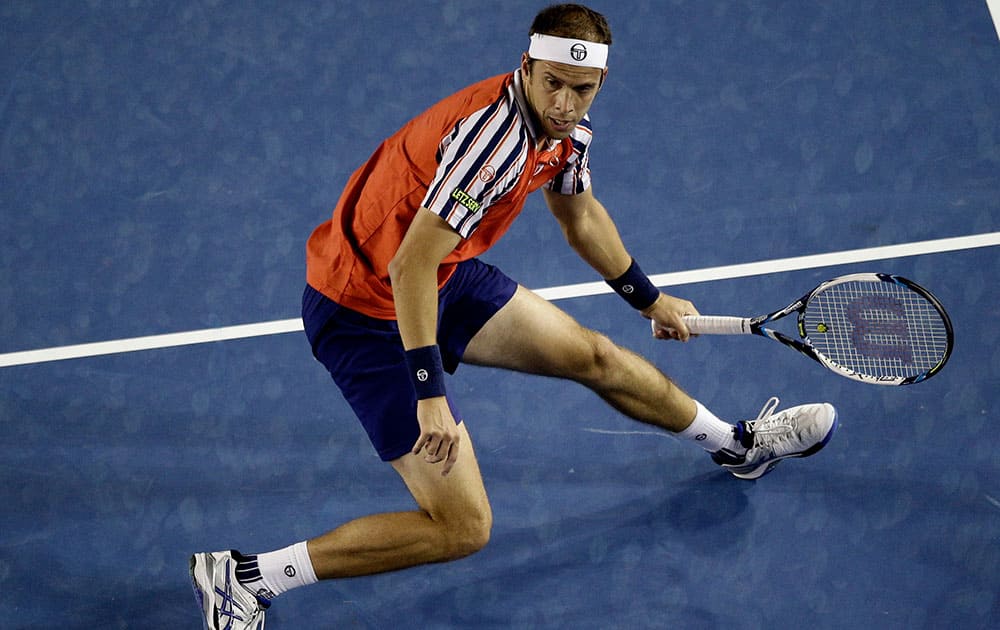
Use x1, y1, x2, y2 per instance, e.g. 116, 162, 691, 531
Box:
190, 550, 270, 630
712, 397, 838, 480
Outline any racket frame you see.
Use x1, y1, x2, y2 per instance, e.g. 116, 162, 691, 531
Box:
683, 273, 954, 386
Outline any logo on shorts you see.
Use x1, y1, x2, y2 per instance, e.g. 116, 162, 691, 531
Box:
416, 369, 429, 382
570, 43, 588, 61
451, 187, 482, 213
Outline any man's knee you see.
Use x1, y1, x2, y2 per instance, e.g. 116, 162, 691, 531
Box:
439, 503, 493, 560
573, 330, 624, 383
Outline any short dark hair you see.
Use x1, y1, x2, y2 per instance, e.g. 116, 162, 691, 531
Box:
529, 4, 612, 45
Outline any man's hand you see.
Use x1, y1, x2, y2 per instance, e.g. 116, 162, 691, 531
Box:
411, 396, 461, 476
643, 293, 700, 342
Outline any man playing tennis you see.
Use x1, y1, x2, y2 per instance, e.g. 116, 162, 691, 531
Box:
191, 4, 837, 628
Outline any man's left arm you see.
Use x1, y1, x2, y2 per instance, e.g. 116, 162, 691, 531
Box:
543, 187, 698, 341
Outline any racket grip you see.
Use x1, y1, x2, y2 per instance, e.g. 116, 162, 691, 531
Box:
682, 315, 751, 335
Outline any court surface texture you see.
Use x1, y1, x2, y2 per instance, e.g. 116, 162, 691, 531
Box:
2, 2, 998, 628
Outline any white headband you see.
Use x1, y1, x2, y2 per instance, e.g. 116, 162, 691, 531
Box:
528, 33, 608, 69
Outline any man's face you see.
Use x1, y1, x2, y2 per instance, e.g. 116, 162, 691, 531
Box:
521, 54, 606, 140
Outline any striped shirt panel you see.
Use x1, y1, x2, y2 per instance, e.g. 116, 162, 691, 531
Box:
422, 86, 531, 239
546, 116, 593, 195
422, 82, 594, 239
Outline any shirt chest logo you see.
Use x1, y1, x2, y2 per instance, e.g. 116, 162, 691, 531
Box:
533, 153, 563, 176
478, 165, 496, 183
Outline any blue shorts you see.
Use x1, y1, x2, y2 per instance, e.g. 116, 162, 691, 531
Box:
302, 258, 518, 461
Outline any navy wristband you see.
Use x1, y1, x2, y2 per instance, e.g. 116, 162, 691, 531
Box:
606, 259, 660, 311
404, 345, 447, 400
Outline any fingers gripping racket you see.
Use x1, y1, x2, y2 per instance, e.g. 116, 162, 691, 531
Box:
654, 273, 954, 385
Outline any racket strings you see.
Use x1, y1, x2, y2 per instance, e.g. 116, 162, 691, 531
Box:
802, 280, 950, 379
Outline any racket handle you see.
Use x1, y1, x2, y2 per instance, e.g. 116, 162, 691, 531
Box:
682, 315, 752, 335
650, 315, 752, 336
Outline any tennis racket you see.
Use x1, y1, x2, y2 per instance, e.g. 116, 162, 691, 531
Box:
654, 273, 954, 385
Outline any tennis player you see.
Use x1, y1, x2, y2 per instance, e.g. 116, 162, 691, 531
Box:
191, 4, 837, 628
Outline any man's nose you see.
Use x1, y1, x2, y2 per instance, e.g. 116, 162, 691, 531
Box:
553, 88, 574, 113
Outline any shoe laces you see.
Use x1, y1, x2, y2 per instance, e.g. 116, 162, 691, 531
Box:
746, 397, 793, 447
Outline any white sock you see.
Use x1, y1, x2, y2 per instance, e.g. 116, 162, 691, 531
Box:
251, 541, 319, 598
675, 401, 743, 453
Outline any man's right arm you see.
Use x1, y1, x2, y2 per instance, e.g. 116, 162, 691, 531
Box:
387, 207, 463, 475
388, 208, 461, 350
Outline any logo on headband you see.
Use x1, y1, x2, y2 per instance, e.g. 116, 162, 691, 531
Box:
529, 33, 608, 69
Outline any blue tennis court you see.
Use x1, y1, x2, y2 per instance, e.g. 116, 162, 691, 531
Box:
2, 1, 998, 628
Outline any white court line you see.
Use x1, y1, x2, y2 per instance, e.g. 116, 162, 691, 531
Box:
1, 231, 998, 368
535, 231, 1000, 300
988, 0, 1000, 41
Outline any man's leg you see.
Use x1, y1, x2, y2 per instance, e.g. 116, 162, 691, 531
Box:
190, 422, 490, 628
305, 420, 491, 579
462, 285, 837, 480
463, 285, 697, 432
